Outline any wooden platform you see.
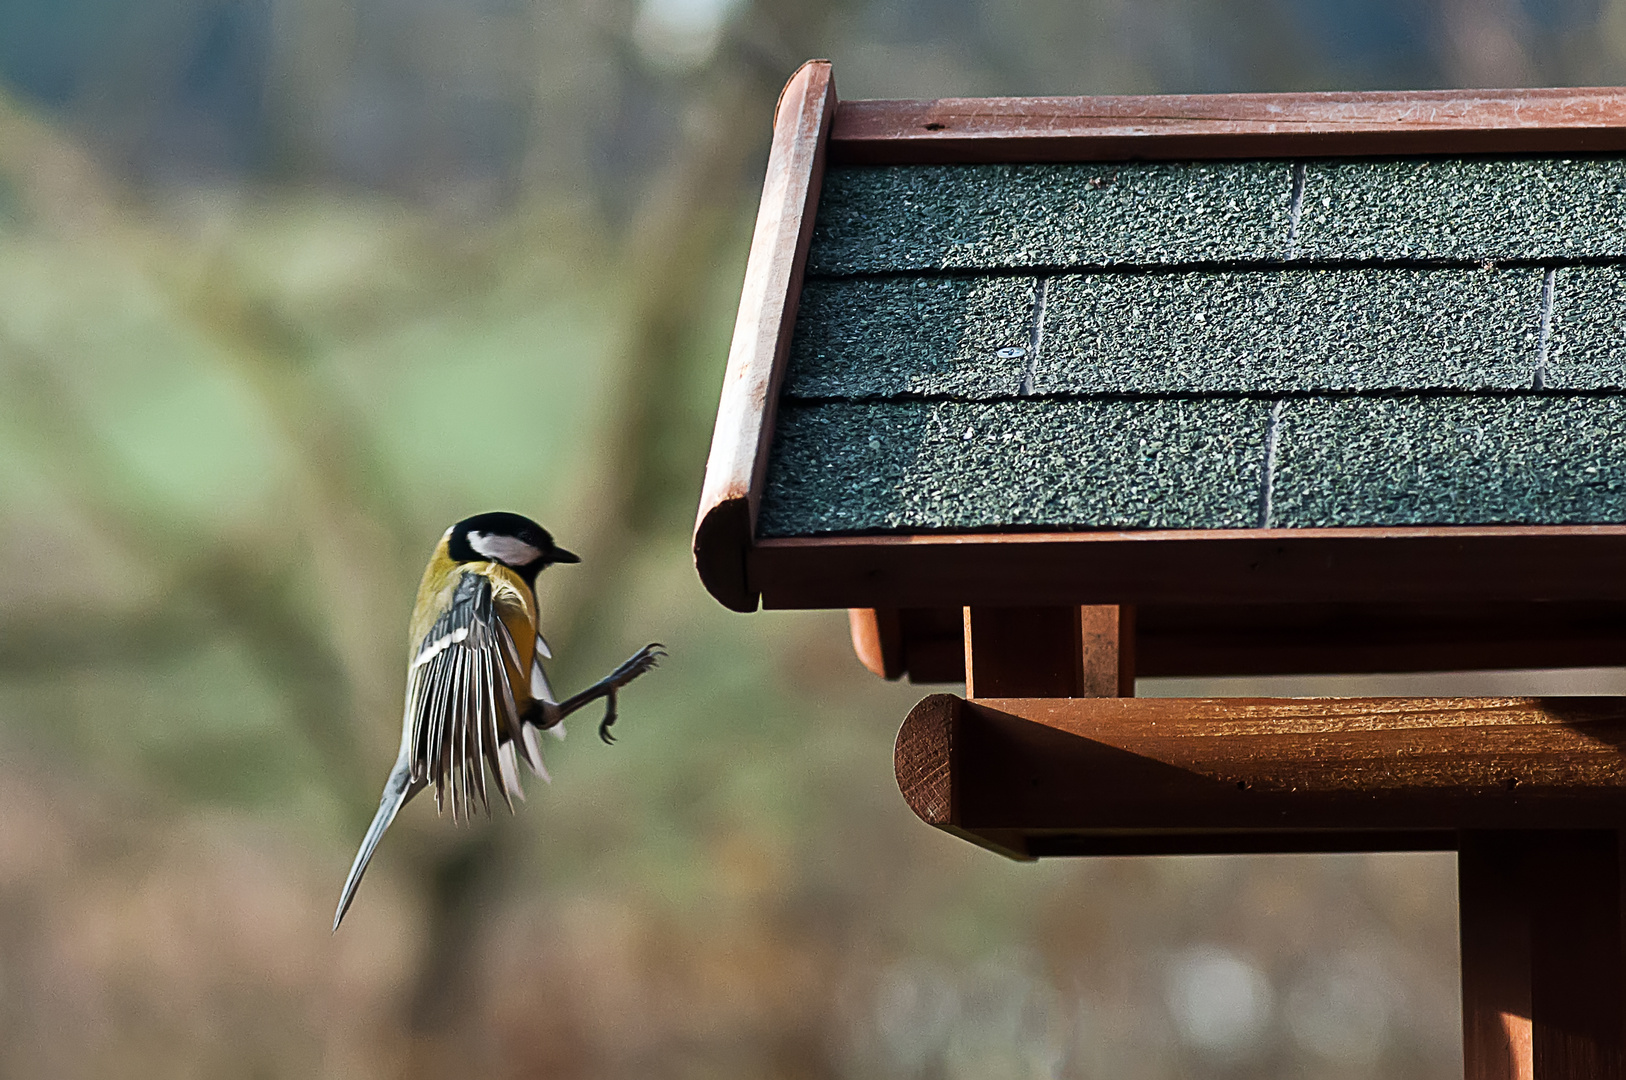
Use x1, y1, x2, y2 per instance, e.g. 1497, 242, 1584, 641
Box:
895, 694, 1626, 858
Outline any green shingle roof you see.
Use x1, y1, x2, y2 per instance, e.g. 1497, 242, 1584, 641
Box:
760, 155, 1626, 537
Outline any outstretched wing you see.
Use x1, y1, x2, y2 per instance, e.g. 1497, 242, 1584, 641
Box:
404, 571, 532, 820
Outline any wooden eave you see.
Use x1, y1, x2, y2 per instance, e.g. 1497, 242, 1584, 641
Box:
694, 63, 1626, 673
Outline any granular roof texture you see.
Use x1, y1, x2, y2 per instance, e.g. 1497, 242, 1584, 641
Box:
759, 152, 1626, 537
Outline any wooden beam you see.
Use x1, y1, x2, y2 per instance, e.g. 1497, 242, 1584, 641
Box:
1460, 832, 1625, 1080
856, 600, 1626, 683
830, 87, 1626, 165
1135, 600, 1626, 679
692, 60, 836, 613
749, 527, 1626, 612
893, 695, 1626, 857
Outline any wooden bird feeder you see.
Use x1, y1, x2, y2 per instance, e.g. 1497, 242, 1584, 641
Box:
695, 60, 1626, 1077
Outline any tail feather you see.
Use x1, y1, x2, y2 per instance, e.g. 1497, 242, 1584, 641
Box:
333, 755, 420, 932
498, 739, 526, 803
521, 722, 551, 783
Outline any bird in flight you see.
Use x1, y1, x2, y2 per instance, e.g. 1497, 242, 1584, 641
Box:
333, 511, 663, 930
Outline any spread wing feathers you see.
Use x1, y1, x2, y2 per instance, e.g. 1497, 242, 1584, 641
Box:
405, 572, 535, 818
531, 639, 567, 744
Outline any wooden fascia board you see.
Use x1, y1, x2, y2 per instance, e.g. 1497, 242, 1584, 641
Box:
895, 693, 1626, 857
693, 60, 836, 612
752, 525, 1626, 609
831, 86, 1626, 164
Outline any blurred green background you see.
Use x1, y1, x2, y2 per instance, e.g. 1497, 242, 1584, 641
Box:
4, 0, 1626, 1076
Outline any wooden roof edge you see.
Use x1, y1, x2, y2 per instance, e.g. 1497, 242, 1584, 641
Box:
750, 525, 1626, 609
694, 60, 836, 612
830, 84, 1626, 163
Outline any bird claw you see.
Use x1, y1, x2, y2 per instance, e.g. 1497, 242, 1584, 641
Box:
618, 643, 665, 680
599, 645, 662, 744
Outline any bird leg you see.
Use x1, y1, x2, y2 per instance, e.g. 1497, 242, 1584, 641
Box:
546, 643, 664, 743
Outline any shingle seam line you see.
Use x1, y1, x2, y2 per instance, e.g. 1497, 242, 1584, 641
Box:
1258, 399, 1284, 529
1018, 276, 1049, 396
1535, 267, 1557, 390
1285, 162, 1307, 258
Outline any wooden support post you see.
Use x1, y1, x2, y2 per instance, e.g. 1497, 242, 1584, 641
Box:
1460, 831, 1625, 1080
1079, 605, 1135, 698
964, 606, 1134, 698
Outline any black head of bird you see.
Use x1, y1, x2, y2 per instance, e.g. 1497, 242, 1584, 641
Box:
332, 512, 663, 932
445, 511, 580, 584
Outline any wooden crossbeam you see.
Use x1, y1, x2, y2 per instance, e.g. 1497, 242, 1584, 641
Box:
850, 600, 1626, 683
894, 694, 1626, 857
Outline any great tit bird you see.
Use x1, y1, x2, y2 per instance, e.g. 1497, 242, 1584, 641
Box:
333, 511, 663, 931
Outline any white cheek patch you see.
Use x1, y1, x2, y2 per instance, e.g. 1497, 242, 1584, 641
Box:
468, 531, 542, 567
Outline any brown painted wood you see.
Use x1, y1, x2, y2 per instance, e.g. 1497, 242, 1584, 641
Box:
964, 607, 1082, 698
1079, 606, 1135, 697
692, 60, 836, 612
1461, 834, 1535, 1080
848, 608, 903, 679
1138, 601, 1626, 679
750, 527, 1626, 613
858, 600, 1626, 683
1460, 832, 1625, 1080
893, 694, 1626, 856
892, 693, 1033, 860
962, 605, 1135, 698
899, 607, 966, 682
830, 87, 1626, 165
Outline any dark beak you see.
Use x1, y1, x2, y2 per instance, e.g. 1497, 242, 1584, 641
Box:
550, 545, 581, 564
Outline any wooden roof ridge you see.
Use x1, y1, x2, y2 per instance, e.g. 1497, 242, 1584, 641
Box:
694, 63, 1626, 617
832, 86, 1626, 164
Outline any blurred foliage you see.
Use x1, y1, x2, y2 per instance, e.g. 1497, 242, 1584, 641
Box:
4, 0, 1626, 1076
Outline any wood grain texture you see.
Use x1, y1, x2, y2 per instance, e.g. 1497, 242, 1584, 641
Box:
750, 526, 1626, 611
894, 692, 954, 827
893, 694, 1626, 855
1079, 606, 1135, 698
893, 693, 1031, 859
692, 60, 836, 612
831, 87, 1626, 164
1461, 832, 1626, 1080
